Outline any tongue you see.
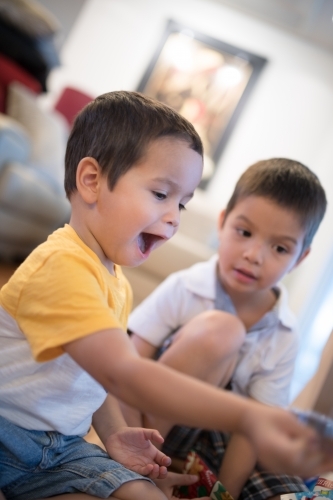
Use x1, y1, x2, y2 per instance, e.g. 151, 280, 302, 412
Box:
139, 233, 148, 253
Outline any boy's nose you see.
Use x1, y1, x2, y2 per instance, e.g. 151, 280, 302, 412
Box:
165, 206, 180, 228
168, 215, 180, 228
243, 242, 264, 264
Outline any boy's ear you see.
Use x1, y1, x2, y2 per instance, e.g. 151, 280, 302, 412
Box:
293, 247, 311, 269
218, 209, 227, 229
76, 157, 102, 203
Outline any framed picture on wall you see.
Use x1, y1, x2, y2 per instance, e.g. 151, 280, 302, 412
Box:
137, 19, 267, 189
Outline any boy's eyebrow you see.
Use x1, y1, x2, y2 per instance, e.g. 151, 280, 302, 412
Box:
235, 215, 299, 245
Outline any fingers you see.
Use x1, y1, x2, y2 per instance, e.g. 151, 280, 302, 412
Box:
144, 428, 165, 444
283, 431, 324, 475
313, 456, 333, 476
165, 471, 199, 487
141, 428, 172, 467
254, 409, 326, 475
322, 438, 333, 456
258, 432, 323, 476
157, 466, 168, 479
154, 448, 172, 467
147, 464, 168, 480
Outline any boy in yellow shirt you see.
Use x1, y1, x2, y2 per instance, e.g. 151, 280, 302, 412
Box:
0, 91, 331, 500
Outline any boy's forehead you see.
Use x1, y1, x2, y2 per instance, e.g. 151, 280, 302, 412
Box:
231, 195, 306, 236
147, 136, 194, 149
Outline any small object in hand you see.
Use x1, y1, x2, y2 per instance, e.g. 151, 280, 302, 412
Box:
211, 480, 234, 500
173, 450, 234, 499
290, 408, 333, 438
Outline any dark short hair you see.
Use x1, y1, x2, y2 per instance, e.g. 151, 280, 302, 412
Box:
64, 90, 203, 197
224, 158, 327, 252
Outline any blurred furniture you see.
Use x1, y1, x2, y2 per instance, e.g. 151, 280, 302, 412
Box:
0, 1, 71, 261
0, 81, 70, 261
0, 0, 61, 92
0, 53, 42, 113
54, 86, 94, 128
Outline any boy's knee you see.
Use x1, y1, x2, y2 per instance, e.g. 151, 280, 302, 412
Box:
195, 310, 245, 356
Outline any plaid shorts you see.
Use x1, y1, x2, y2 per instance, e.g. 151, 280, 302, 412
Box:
162, 426, 309, 500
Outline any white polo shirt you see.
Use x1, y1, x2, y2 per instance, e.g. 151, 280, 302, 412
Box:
128, 255, 299, 407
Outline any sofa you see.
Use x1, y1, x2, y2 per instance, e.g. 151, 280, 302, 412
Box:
0, 81, 71, 261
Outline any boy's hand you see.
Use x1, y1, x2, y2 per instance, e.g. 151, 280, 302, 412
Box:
154, 471, 210, 500
105, 426, 171, 478
242, 404, 333, 477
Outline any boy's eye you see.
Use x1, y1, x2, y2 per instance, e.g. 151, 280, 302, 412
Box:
237, 228, 251, 237
153, 191, 166, 201
275, 245, 288, 254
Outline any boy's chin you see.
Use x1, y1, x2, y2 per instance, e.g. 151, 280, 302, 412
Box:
121, 253, 151, 268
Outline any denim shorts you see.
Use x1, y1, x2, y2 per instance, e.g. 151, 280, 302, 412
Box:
0, 415, 152, 500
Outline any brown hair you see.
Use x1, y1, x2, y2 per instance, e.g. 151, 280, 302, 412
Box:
64, 90, 203, 197
225, 158, 327, 252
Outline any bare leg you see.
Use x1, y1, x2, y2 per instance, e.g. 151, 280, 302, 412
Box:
144, 310, 246, 438
219, 433, 257, 499
40, 496, 101, 499
84, 426, 105, 450
41, 479, 166, 500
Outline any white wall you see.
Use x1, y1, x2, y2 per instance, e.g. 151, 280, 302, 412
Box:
47, 0, 333, 393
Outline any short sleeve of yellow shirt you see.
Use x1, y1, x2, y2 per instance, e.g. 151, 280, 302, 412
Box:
0, 225, 133, 362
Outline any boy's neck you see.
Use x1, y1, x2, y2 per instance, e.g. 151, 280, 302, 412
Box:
222, 283, 278, 330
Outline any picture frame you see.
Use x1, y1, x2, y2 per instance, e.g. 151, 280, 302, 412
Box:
137, 20, 267, 189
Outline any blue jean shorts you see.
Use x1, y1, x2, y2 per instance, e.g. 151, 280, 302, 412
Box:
0, 415, 152, 500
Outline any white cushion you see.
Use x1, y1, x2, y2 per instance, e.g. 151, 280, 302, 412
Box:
0, 162, 70, 223
6, 82, 69, 187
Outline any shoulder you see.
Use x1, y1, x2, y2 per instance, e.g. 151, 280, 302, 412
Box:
175, 254, 218, 299
147, 255, 218, 297
274, 282, 297, 331
128, 256, 218, 338
1, 226, 111, 314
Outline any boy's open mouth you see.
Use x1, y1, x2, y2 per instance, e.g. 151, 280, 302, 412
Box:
138, 233, 164, 255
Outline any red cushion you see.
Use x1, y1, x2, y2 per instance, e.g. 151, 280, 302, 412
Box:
0, 53, 42, 113
54, 86, 94, 127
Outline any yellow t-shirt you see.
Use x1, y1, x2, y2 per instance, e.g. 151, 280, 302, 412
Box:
0, 225, 133, 434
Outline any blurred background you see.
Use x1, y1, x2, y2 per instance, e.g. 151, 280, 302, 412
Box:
1, 0, 333, 400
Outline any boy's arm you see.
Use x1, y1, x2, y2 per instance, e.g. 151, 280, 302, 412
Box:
131, 334, 157, 358
119, 334, 157, 426
63, 327, 333, 478
92, 392, 128, 443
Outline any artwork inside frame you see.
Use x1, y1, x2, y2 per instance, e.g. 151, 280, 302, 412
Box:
137, 20, 267, 190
